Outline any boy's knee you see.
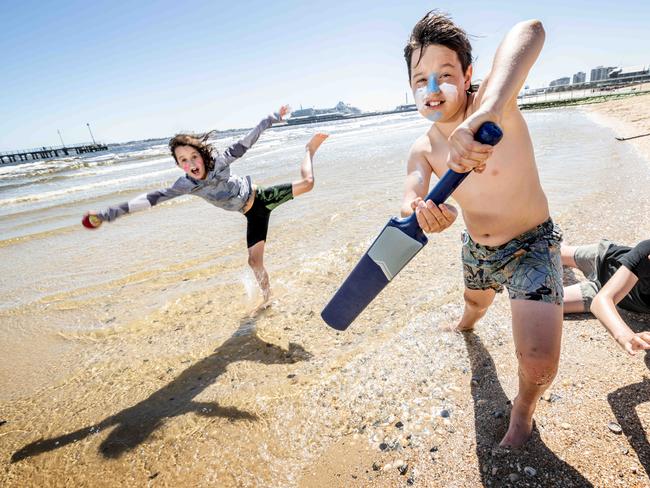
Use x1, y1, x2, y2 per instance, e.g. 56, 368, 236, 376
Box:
463, 290, 491, 311
248, 254, 262, 268
303, 176, 314, 192
517, 356, 558, 386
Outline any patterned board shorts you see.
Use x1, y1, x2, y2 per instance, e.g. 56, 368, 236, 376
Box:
462, 218, 564, 305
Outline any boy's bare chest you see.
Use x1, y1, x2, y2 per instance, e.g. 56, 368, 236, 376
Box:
427, 151, 535, 208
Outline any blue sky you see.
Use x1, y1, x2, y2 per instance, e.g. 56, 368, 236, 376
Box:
1, 0, 648, 150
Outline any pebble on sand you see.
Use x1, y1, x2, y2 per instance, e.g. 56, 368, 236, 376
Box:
607, 422, 623, 434
524, 466, 537, 477
541, 392, 561, 402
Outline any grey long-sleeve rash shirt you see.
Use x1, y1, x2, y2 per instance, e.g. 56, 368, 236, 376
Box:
97, 114, 277, 222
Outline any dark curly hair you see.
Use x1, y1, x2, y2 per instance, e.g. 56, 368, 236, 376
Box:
404, 10, 473, 84
169, 130, 218, 173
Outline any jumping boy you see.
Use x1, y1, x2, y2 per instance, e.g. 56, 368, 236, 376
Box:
84, 106, 328, 307
401, 11, 562, 447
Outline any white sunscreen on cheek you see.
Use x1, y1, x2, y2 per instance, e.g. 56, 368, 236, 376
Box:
439, 82, 458, 104
414, 86, 429, 111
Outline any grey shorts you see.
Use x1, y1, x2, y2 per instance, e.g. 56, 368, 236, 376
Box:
573, 239, 613, 309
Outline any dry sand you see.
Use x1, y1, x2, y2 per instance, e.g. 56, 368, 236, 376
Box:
2, 94, 650, 488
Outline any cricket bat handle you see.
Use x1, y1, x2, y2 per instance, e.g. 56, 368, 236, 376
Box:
423, 121, 504, 205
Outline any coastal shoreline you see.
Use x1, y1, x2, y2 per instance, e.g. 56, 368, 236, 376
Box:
582, 92, 650, 165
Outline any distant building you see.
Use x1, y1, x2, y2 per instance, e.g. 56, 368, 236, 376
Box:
590, 66, 616, 82
549, 77, 570, 87
572, 72, 586, 84
608, 65, 650, 83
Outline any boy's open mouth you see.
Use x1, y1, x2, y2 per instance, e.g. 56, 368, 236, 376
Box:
190, 167, 201, 176
425, 100, 443, 108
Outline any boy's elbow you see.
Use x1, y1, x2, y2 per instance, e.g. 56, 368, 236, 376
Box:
590, 292, 610, 315
520, 19, 545, 39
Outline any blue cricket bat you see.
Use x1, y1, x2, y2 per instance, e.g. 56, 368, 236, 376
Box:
321, 122, 503, 330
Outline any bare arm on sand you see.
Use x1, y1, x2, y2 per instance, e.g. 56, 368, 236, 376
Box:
590, 266, 650, 355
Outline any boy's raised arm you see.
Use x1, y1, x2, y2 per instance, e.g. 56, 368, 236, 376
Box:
474, 20, 545, 122
446, 20, 544, 173
219, 105, 290, 167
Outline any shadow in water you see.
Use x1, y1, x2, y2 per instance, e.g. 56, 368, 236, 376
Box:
12, 321, 312, 462
463, 332, 593, 487
607, 312, 650, 478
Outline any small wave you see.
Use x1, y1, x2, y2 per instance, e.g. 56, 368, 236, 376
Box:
0, 223, 79, 248
0, 168, 178, 207
0, 148, 173, 181
0, 157, 114, 179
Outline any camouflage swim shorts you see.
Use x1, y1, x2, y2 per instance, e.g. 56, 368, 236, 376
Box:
462, 218, 563, 305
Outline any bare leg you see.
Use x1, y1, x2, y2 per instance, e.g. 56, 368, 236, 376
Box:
292, 133, 328, 197
501, 299, 562, 448
247, 241, 271, 302
452, 288, 497, 331
563, 283, 587, 314
560, 244, 578, 268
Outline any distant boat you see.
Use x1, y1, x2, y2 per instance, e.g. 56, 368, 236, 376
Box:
286, 112, 351, 125
278, 100, 418, 127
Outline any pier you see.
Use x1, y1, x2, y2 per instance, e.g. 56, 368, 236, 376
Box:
0, 143, 109, 164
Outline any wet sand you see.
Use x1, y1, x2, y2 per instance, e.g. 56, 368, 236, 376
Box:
2, 98, 650, 487
584, 92, 650, 163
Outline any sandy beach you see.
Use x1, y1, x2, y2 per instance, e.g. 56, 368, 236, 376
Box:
2, 94, 650, 487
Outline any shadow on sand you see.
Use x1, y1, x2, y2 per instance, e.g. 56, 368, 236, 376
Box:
12, 318, 312, 462
463, 332, 593, 487
607, 311, 650, 478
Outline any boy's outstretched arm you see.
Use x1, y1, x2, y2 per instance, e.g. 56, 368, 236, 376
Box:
83, 184, 186, 227
218, 105, 290, 167
590, 266, 650, 355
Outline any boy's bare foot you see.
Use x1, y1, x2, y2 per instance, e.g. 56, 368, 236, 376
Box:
306, 133, 329, 156
439, 316, 474, 332
499, 396, 535, 448
248, 296, 273, 318
439, 310, 479, 332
